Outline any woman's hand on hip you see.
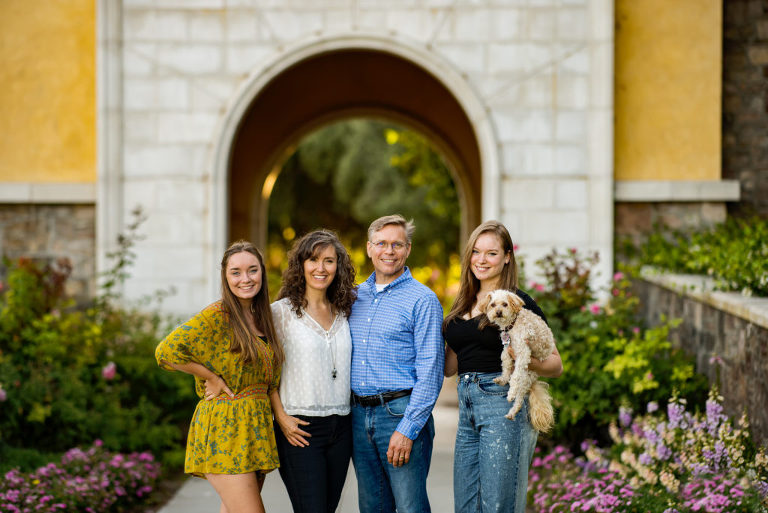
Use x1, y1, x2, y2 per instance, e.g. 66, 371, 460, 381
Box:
204, 375, 234, 401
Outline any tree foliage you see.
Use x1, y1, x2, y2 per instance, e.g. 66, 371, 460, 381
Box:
267, 119, 461, 271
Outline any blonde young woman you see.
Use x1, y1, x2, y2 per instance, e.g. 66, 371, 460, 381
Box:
443, 221, 563, 513
156, 240, 284, 513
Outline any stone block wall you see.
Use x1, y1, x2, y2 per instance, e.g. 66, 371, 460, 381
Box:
723, 0, 768, 216
0, 205, 96, 303
104, 0, 614, 314
633, 277, 768, 448
614, 201, 727, 250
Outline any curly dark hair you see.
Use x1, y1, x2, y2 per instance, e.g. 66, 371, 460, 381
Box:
277, 230, 357, 318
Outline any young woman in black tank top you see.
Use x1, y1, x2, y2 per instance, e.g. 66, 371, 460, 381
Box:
443, 221, 563, 513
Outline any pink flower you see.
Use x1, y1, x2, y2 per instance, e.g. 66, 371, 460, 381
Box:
0, 385, 6, 402
102, 362, 117, 380
613, 272, 624, 281
632, 327, 640, 335
513, 244, 519, 252
612, 288, 619, 296
589, 303, 601, 315
709, 354, 724, 366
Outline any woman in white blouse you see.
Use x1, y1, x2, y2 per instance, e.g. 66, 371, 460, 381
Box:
269, 230, 357, 513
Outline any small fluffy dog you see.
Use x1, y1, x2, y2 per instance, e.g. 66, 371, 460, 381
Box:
478, 289, 556, 433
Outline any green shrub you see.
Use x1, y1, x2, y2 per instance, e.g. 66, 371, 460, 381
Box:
625, 216, 768, 297
526, 249, 709, 444
0, 209, 196, 470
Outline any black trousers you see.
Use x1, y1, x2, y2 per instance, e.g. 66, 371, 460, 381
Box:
274, 413, 352, 513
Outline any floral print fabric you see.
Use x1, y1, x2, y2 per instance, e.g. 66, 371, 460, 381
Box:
155, 301, 280, 477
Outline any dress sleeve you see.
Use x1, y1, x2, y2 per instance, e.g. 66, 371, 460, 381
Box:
269, 356, 282, 392
155, 309, 215, 371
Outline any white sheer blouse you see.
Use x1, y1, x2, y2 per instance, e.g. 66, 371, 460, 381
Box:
271, 298, 352, 417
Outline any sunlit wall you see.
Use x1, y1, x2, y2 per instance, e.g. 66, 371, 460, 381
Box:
0, 0, 96, 183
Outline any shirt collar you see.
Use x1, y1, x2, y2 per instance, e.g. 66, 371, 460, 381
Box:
364, 266, 412, 293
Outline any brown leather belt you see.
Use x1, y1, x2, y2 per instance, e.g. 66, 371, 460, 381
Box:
352, 389, 412, 407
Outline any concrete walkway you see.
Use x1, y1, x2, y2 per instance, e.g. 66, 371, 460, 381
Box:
159, 386, 459, 513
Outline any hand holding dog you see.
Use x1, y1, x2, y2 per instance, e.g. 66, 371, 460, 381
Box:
507, 344, 563, 377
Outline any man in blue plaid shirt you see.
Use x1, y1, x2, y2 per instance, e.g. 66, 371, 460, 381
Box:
349, 214, 445, 513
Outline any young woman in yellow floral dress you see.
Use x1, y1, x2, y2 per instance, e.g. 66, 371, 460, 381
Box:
156, 240, 285, 513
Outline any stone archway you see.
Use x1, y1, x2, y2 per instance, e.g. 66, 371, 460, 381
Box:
209, 36, 498, 295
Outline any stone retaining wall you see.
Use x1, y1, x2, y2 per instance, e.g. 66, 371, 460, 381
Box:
0, 204, 96, 303
633, 273, 768, 448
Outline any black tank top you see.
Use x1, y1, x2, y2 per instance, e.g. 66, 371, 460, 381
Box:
444, 289, 547, 375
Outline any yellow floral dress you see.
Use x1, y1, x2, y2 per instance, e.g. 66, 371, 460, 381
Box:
155, 301, 280, 477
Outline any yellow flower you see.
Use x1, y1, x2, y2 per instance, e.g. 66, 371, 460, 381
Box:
32, 479, 40, 485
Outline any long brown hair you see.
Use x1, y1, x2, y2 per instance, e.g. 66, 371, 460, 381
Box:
277, 230, 357, 317
220, 240, 284, 365
442, 221, 518, 331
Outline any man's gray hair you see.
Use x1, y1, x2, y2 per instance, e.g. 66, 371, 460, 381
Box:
367, 214, 415, 244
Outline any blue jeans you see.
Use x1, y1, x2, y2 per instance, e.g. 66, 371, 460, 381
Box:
352, 395, 435, 513
454, 372, 538, 513
274, 414, 352, 513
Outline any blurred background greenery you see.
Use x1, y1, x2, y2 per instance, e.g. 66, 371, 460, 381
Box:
265, 118, 463, 307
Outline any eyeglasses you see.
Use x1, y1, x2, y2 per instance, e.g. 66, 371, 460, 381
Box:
370, 240, 408, 251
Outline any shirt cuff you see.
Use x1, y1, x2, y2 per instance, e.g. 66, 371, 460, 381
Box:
395, 418, 422, 440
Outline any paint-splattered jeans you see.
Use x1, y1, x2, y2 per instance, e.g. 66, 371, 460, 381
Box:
453, 372, 538, 513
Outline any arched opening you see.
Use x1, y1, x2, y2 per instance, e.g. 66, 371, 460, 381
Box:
226, 48, 483, 249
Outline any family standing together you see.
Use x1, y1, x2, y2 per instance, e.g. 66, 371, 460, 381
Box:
155, 215, 563, 513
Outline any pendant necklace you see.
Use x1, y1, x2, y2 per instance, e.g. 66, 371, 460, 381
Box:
327, 331, 337, 380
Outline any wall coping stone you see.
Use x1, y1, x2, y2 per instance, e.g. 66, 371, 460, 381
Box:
640, 267, 768, 330
615, 180, 740, 202
0, 182, 96, 204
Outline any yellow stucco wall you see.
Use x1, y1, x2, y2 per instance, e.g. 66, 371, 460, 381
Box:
0, 0, 96, 182
615, 0, 722, 181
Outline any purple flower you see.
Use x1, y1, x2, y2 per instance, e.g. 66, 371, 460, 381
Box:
0, 385, 6, 402
706, 398, 726, 436
618, 407, 632, 427
638, 452, 653, 465
647, 401, 659, 413
656, 443, 672, 461
668, 401, 685, 429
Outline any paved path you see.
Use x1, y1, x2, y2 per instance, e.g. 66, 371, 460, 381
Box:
159, 386, 459, 513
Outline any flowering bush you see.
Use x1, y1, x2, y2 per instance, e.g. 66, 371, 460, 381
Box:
525, 249, 708, 442
529, 389, 768, 512
0, 209, 195, 472
0, 441, 161, 513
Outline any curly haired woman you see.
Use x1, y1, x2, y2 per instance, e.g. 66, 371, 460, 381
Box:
269, 229, 357, 513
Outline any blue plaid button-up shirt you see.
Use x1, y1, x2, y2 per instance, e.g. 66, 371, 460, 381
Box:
349, 267, 445, 440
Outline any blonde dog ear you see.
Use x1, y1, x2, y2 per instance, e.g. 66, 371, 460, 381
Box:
476, 292, 492, 313
506, 291, 525, 310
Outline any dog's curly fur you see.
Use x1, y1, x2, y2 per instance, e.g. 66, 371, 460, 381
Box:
478, 289, 555, 432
